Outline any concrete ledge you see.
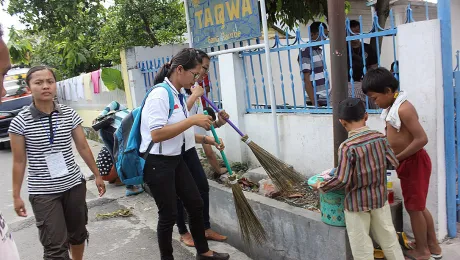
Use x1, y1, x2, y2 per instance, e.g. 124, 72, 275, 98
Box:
208, 180, 353, 260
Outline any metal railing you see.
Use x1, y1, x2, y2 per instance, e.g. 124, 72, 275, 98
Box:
241, 3, 434, 114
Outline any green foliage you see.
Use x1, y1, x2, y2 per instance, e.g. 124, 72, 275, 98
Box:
101, 68, 124, 91
6, 28, 32, 65
5, 0, 186, 78
265, 0, 352, 29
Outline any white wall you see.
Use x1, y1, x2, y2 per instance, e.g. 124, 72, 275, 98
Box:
452, 0, 460, 64
397, 19, 446, 239
240, 113, 384, 174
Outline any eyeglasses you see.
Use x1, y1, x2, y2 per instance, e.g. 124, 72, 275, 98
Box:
202, 66, 209, 74
188, 71, 200, 80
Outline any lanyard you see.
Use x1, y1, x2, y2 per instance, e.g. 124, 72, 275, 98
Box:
177, 93, 188, 118
39, 112, 59, 145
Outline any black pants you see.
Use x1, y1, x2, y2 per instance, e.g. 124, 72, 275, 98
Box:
176, 147, 211, 234
143, 153, 209, 260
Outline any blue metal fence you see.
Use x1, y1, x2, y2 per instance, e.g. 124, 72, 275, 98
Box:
138, 54, 223, 109
137, 2, 434, 115
241, 3, 433, 114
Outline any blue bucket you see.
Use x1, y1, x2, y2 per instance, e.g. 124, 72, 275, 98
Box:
307, 173, 346, 227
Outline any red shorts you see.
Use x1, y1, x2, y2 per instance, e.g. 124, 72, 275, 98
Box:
396, 149, 432, 211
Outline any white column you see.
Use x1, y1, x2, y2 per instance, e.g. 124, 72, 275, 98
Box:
217, 53, 249, 163
398, 20, 446, 240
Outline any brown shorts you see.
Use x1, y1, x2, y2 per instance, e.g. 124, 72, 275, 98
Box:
29, 182, 88, 260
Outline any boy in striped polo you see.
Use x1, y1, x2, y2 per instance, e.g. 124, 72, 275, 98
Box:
313, 98, 404, 260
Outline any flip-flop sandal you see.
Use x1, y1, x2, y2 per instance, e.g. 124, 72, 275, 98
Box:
374, 246, 385, 259
403, 251, 434, 260
397, 232, 414, 250
406, 240, 442, 259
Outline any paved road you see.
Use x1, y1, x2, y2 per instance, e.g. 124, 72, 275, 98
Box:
0, 140, 251, 260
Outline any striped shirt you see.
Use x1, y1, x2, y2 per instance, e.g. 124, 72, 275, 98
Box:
299, 47, 327, 92
320, 126, 399, 212
99, 101, 129, 129
8, 103, 84, 195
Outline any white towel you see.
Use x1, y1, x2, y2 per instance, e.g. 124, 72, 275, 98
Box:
380, 91, 408, 132
64, 79, 72, 101
76, 75, 85, 99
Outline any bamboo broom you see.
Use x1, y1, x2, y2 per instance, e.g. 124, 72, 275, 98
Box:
205, 111, 267, 245
203, 96, 304, 193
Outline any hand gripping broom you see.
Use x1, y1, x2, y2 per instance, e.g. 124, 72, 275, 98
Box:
203, 96, 304, 193
205, 110, 267, 245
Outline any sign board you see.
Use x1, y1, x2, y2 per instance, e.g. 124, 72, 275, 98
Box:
187, 0, 261, 49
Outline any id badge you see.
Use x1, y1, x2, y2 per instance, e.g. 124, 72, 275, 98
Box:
45, 151, 69, 178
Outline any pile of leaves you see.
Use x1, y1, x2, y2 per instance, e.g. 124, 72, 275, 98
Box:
197, 149, 320, 213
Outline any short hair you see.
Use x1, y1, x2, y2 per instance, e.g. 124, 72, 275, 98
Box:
350, 20, 360, 29
338, 98, 366, 122
362, 68, 399, 94
310, 22, 327, 34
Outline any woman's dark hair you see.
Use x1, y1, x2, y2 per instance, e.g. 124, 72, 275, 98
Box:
196, 49, 210, 64
184, 49, 210, 95
26, 65, 57, 86
153, 48, 201, 85
362, 67, 399, 94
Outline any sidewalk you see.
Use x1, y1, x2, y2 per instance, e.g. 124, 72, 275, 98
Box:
79, 140, 252, 260
440, 223, 460, 259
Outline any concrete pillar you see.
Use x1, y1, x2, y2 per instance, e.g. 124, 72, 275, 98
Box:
217, 53, 249, 163
120, 47, 147, 108
397, 20, 447, 240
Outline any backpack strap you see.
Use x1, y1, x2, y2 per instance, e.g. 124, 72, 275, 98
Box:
142, 82, 176, 158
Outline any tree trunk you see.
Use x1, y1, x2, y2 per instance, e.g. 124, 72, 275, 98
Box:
139, 12, 160, 46
370, 0, 390, 55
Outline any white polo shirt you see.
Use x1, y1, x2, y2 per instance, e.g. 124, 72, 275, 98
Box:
140, 78, 196, 156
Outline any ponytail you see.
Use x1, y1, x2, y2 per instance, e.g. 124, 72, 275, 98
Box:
153, 48, 200, 85
154, 62, 171, 85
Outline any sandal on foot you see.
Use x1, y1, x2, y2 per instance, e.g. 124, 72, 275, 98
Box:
126, 186, 144, 196
180, 233, 195, 247
397, 232, 414, 250
205, 229, 227, 242
374, 247, 385, 259
403, 251, 434, 260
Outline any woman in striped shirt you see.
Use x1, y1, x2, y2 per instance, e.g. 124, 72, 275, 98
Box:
9, 66, 106, 260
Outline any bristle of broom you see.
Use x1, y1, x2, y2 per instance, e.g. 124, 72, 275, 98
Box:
230, 181, 267, 246
241, 135, 304, 193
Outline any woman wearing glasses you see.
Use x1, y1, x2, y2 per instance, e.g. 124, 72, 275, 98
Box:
176, 50, 229, 247
141, 48, 230, 260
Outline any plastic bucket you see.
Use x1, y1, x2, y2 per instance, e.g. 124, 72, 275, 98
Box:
320, 190, 346, 227
307, 173, 346, 227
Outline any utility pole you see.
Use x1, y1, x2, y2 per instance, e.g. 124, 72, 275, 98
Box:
327, 0, 349, 166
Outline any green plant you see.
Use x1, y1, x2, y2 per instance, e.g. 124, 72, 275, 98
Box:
101, 68, 124, 91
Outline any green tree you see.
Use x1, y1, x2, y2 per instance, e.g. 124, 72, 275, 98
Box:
95, 0, 186, 62
5, 0, 186, 78
7, 27, 33, 65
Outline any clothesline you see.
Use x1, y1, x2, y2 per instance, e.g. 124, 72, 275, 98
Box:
56, 69, 110, 102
